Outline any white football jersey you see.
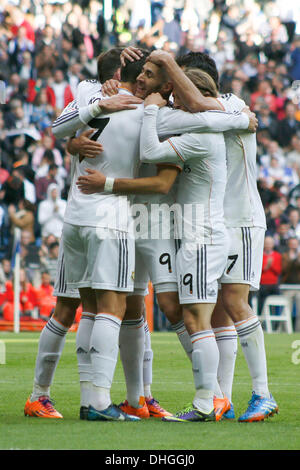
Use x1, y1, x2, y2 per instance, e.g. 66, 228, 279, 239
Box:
217, 93, 266, 229
140, 105, 228, 245
61, 84, 144, 231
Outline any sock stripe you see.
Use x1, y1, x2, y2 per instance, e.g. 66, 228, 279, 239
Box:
213, 327, 236, 334
237, 320, 261, 337
215, 335, 238, 342
46, 319, 67, 337
234, 314, 256, 328
95, 313, 121, 328
81, 313, 96, 321
122, 317, 144, 329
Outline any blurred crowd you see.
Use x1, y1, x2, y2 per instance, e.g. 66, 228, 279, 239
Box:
0, 0, 300, 326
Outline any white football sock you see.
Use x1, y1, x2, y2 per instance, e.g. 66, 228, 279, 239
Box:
191, 330, 219, 414
171, 319, 193, 361
32, 317, 68, 401
213, 326, 238, 402
119, 316, 145, 408
76, 312, 95, 407
235, 315, 270, 398
89, 313, 121, 410
143, 320, 153, 398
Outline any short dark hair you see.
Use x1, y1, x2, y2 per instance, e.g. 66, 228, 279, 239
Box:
176, 52, 219, 90
97, 47, 123, 83
120, 49, 150, 83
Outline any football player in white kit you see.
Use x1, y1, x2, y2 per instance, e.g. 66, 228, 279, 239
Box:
148, 49, 278, 422
77, 68, 256, 422
24, 49, 131, 420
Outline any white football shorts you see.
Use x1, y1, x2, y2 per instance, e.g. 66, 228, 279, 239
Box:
177, 240, 229, 304
62, 222, 135, 292
219, 226, 265, 290
53, 237, 80, 299
131, 236, 178, 296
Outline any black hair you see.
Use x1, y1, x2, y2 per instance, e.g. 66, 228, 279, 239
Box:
120, 50, 150, 84
43, 149, 55, 163
97, 47, 123, 83
176, 52, 219, 90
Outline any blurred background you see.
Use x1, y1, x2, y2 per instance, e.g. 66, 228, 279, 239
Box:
0, 0, 300, 331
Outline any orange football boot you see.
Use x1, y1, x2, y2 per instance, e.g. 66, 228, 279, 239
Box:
145, 397, 173, 418
119, 397, 150, 419
213, 395, 231, 422
24, 396, 63, 418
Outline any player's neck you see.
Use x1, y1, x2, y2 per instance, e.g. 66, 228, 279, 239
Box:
119, 82, 134, 95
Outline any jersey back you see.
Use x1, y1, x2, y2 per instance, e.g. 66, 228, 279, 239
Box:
217, 93, 266, 229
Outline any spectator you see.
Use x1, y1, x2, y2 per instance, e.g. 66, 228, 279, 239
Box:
276, 100, 300, 149
286, 135, 300, 174
42, 241, 59, 285
1, 169, 25, 208
35, 163, 59, 203
281, 237, 300, 331
290, 35, 300, 81
0, 258, 13, 282
38, 183, 66, 239
1, 268, 38, 321
287, 208, 300, 239
257, 236, 282, 314
273, 219, 291, 253
250, 79, 278, 114
35, 271, 56, 320
32, 134, 63, 172
8, 199, 36, 244
256, 103, 279, 141
46, 69, 74, 112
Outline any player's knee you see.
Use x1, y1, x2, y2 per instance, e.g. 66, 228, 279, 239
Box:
53, 297, 81, 328
157, 294, 181, 324
222, 288, 252, 322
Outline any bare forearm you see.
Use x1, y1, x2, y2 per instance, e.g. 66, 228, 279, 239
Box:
114, 176, 170, 195
162, 58, 222, 112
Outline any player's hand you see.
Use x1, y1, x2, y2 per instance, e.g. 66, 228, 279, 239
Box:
99, 94, 143, 113
76, 168, 106, 194
101, 79, 120, 97
120, 46, 144, 67
242, 106, 258, 133
147, 50, 172, 66
144, 93, 167, 108
67, 130, 104, 159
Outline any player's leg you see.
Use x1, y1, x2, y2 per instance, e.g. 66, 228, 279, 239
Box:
118, 293, 149, 418
143, 237, 193, 360
86, 228, 139, 421
156, 289, 193, 361
164, 243, 230, 422
76, 287, 97, 419
220, 227, 278, 421
25, 238, 81, 418
221, 282, 278, 421
211, 293, 237, 419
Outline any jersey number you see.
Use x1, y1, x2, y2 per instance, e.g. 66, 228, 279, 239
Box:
226, 254, 238, 274
183, 273, 193, 294
79, 117, 110, 162
159, 253, 172, 273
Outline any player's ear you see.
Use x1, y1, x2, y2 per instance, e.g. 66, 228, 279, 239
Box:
161, 81, 173, 97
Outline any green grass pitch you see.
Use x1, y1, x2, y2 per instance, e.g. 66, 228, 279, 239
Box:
0, 331, 299, 450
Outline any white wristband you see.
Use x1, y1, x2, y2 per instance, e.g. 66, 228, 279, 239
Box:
88, 100, 102, 118
104, 177, 115, 193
